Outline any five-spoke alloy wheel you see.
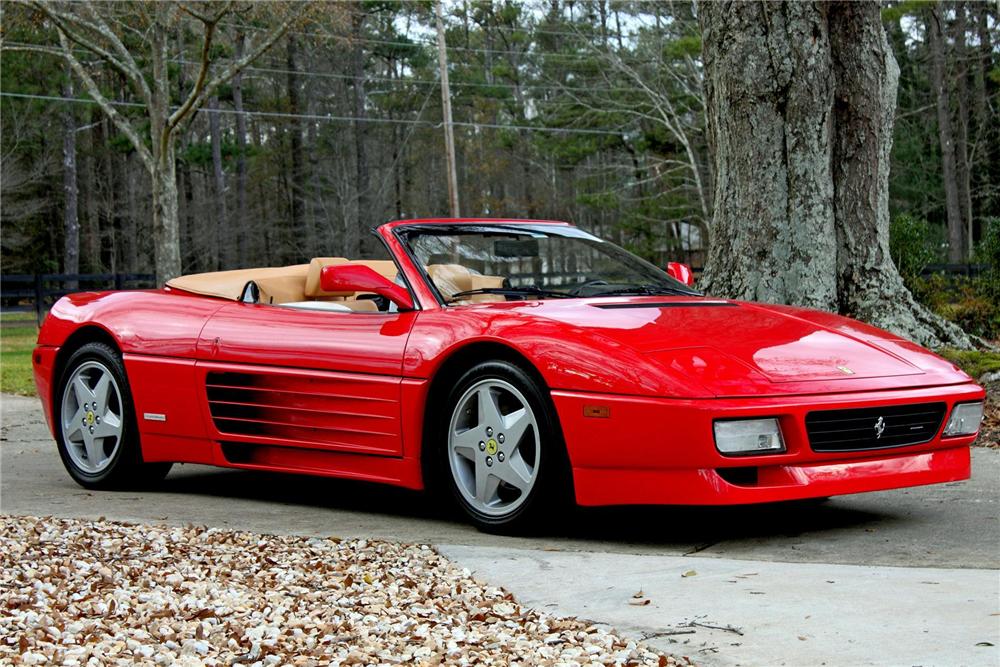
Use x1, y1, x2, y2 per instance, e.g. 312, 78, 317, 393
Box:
60, 359, 125, 474
448, 378, 540, 516
438, 360, 568, 532
55, 342, 171, 488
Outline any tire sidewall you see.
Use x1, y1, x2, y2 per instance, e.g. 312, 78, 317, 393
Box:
55, 342, 140, 487
437, 360, 568, 531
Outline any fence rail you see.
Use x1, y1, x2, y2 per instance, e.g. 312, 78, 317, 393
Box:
1, 273, 156, 323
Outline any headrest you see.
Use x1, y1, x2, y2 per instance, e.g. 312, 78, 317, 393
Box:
305, 257, 351, 297
352, 260, 398, 281
427, 264, 473, 299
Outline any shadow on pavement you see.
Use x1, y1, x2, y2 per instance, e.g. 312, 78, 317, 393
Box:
153, 465, 889, 547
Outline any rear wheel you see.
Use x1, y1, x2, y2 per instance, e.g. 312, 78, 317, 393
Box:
440, 360, 569, 533
55, 342, 171, 489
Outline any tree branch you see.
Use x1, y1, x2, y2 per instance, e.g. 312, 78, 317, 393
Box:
55, 30, 154, 172
29, 1, 152, 106
169, 6, 304, 131
75, 1, 153, 104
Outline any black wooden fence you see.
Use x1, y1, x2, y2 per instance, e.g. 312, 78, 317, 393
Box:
1, 273, 156, 323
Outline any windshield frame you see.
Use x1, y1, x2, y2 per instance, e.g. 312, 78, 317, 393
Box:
391, 222, 701, 307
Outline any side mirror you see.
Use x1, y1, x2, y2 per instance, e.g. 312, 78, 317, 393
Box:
666, 261, 695, 287
320, 264, 415, 311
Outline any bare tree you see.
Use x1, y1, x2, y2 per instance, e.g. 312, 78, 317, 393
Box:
208, 95, 227, 270
927, 2, 965, 262
61, 66, 79, 288
231, 31, 249, 267
8, 1, 304, 281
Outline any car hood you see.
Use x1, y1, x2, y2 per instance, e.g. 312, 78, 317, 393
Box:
479, 296, 971, 397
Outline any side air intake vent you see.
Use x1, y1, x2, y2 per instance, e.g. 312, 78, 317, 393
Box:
205, 371, 400, 455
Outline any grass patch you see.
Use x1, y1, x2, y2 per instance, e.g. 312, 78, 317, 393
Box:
938, 348, 1000, 380
1, 316, 38, 396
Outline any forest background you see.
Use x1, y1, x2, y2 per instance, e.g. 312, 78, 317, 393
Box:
1, 0, 997, 342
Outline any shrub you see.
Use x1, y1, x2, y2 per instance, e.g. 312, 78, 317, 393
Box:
975, 217, 1000, 303
890, 214, 940, 288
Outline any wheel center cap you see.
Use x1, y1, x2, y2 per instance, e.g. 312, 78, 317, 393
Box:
85, 411, 95, 426
485, 438, 498, 455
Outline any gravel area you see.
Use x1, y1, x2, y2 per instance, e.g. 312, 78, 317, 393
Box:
0, 515, 686, 666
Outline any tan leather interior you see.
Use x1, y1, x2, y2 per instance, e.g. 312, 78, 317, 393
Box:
426, 264, 505, 303
166, 265, 309, 302
427, 264, 471, 298
167, 257, 402, 312
167, 258, 503, 310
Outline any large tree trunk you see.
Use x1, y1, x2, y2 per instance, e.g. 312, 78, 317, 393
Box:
828, 2, 968, 347
700, 0, 971, 349
151, 140, 181, 283
927, 2, 965, 263
699, 2, 837, 310
61, 72, 79, 289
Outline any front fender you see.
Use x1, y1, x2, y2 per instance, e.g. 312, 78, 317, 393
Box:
404, 308, 714, 398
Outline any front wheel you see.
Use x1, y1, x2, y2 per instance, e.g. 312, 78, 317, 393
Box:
55, 342, 172, 489
439, 360, 569, 533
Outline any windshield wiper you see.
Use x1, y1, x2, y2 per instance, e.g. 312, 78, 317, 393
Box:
447, 285, 572, 303
595, 284, 694, 297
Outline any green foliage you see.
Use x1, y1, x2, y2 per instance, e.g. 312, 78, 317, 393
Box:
912, 273, 1000, 341
907, 215, 999, 339
890, 214, 940, 285
974, 218, 1000, 302
937, 349, 1000, 380
0, 316, 38, 396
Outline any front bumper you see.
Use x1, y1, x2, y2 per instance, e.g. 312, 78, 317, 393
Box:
552, 383, 983, 506
32, 344, 59, 438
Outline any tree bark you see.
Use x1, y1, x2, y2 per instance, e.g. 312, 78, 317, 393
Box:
699, 1, 837, 310
828, 2, 968, 347
61, 70, 79, 289
927, 2, 964, 263
700, 0, 971, 348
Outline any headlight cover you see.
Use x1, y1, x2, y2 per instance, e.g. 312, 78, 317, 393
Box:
714, 418, 785, 456
943, 402, 984, 437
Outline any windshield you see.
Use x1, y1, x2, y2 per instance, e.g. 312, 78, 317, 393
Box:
396, 223, 699, 304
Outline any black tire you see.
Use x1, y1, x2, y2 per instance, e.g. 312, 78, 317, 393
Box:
433, 359, 571, 534
54, 342, 172, 489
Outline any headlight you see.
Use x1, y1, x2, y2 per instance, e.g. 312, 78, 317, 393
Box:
714, 418, 785, 455
943, 402, 984, 437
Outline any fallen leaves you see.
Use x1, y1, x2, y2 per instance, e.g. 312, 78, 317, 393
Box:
1, 515, 684, 666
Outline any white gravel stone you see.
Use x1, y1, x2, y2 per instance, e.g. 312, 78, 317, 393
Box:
1, 515, 689, 666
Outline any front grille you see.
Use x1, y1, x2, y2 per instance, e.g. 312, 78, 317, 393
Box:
806, 402, 947, 452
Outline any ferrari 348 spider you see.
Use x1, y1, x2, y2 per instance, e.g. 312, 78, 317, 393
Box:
33, 219, 985, 531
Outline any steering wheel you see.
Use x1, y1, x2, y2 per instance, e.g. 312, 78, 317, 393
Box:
568, 279, 609, 296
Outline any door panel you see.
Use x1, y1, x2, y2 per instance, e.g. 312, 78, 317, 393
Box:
196, 303, 416, 456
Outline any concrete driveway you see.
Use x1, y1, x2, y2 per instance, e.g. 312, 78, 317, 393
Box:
3, 393, 999, 665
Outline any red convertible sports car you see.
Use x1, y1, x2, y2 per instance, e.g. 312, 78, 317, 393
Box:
33, 218, 985, 531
